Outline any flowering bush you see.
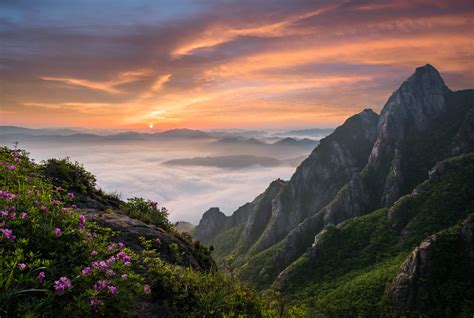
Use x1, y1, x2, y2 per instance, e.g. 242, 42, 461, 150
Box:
0, 147, 144, 316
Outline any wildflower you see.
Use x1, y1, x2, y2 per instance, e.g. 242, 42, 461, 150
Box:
98, 261, 108, 270
20, 212, 28, 219
71, 204, 77, 209
67, 192, 74, 198
79, 215, 86, 225
143, 284, 151, 294
1, 210, 8, 217
118, 242, 125, 249
93, 280, 109, 291
155, 238, 161, 245
52, 200, 60, 205
91, 250, 98, 256
53, 277, 72, 293
106, 256, 116, 265
106, 269, 115, 277
18, 263, 26, 270
14, 157, 21, 163
81, 267, 91, 277
90, 299, 103, 310
37, 272, 45, 283
91, 261, 100, 269
40, 206, 48, 212
107, 285, 118, 295
54, 228, 62, 237
121, 274, 128, 279
106, 243, 116, 251
55, 187, 62, 192
6, 165, 16, 170
0, 190, 17, 202
33, 200, 40, 205
1, 228, 16, 241
9, 212, 16, 220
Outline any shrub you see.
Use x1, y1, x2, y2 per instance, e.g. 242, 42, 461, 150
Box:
39, 158, 97, 194
120, 197, 172, 231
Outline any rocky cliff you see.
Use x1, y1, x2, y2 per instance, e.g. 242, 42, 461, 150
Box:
193, 64, 474, 288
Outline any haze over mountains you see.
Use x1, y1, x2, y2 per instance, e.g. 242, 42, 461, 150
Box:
0, 125, 330, 223
192, 64, 474, 314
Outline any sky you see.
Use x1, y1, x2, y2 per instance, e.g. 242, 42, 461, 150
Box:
1, 0, 473, 130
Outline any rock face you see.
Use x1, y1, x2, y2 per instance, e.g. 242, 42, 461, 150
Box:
386, 215, 474, 312
193, 64, 474, 287
81, 210, 216, 272
193, 207, 227, 243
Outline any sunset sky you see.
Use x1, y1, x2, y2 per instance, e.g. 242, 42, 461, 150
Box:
1, 0, 473, 130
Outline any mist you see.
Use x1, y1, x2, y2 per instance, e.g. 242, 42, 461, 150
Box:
1, 133, 322, 223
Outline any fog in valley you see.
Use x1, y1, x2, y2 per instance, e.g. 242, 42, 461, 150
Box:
0, 127, 331, 223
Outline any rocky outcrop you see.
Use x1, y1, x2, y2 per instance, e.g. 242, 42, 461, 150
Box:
386, 215, 474, 312
81, 210, 216, 272
192, 207, 227, 243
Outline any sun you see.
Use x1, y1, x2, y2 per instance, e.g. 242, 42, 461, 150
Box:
149, 123, 154, 129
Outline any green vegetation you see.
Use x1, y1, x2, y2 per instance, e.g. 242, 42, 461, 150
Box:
120, 197, 173, 231
0, 146, 303, 317
279, 152, 474, 316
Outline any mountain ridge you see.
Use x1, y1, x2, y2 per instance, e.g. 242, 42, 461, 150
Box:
193, 64, 474, 292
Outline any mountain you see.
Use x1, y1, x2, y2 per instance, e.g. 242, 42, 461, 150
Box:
0, 126, 81, 136
214, 137, 266, 146
272, 137, 318, 148
278, 128, 334, 137
163, 155, 282, 169
153, 128, 211, 139
193, 64, 474, 313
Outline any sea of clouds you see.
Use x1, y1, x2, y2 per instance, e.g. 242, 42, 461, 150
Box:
17, 141, 298, 224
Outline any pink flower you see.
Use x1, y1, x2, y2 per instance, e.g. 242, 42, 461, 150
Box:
55, 187, 62, 192
1, 210, 8, 217
18, 263, 26, 270
9, 212, 16, 220
52, 200, 60, 205
121, 274, 128, 279
155, 238, 161, 245
53, 277, 72, 293
143, 284, 151, 294
99, 261, 108, 270
106, 269, 115, 277
40, 206, 48, 212
79, 215, 86, 225
53, 228, 62, 237
67, 192, 74, 198
6, 165, 16, 170
71, 204, 77, 209
14, 157, 21, 163
37, 271, 46, 283
1, 228, 16, 240
81, 267, 91, 277
106, 243, 116, 251
91, 250, 98, 256
90, 299, 103, 309
118, 242, 125, 249
20, 212, 28, 219
106, 256, 116, 265
93, 280, 109, 291
107, 285, 118, 295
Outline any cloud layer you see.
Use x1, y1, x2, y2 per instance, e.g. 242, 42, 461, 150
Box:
1, 0, 473, 129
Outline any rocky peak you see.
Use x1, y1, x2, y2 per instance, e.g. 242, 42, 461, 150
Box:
193, 207, 227, 242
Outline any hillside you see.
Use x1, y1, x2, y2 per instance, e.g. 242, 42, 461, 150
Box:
0, 147, 296, 317
193, 63, 474, 307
